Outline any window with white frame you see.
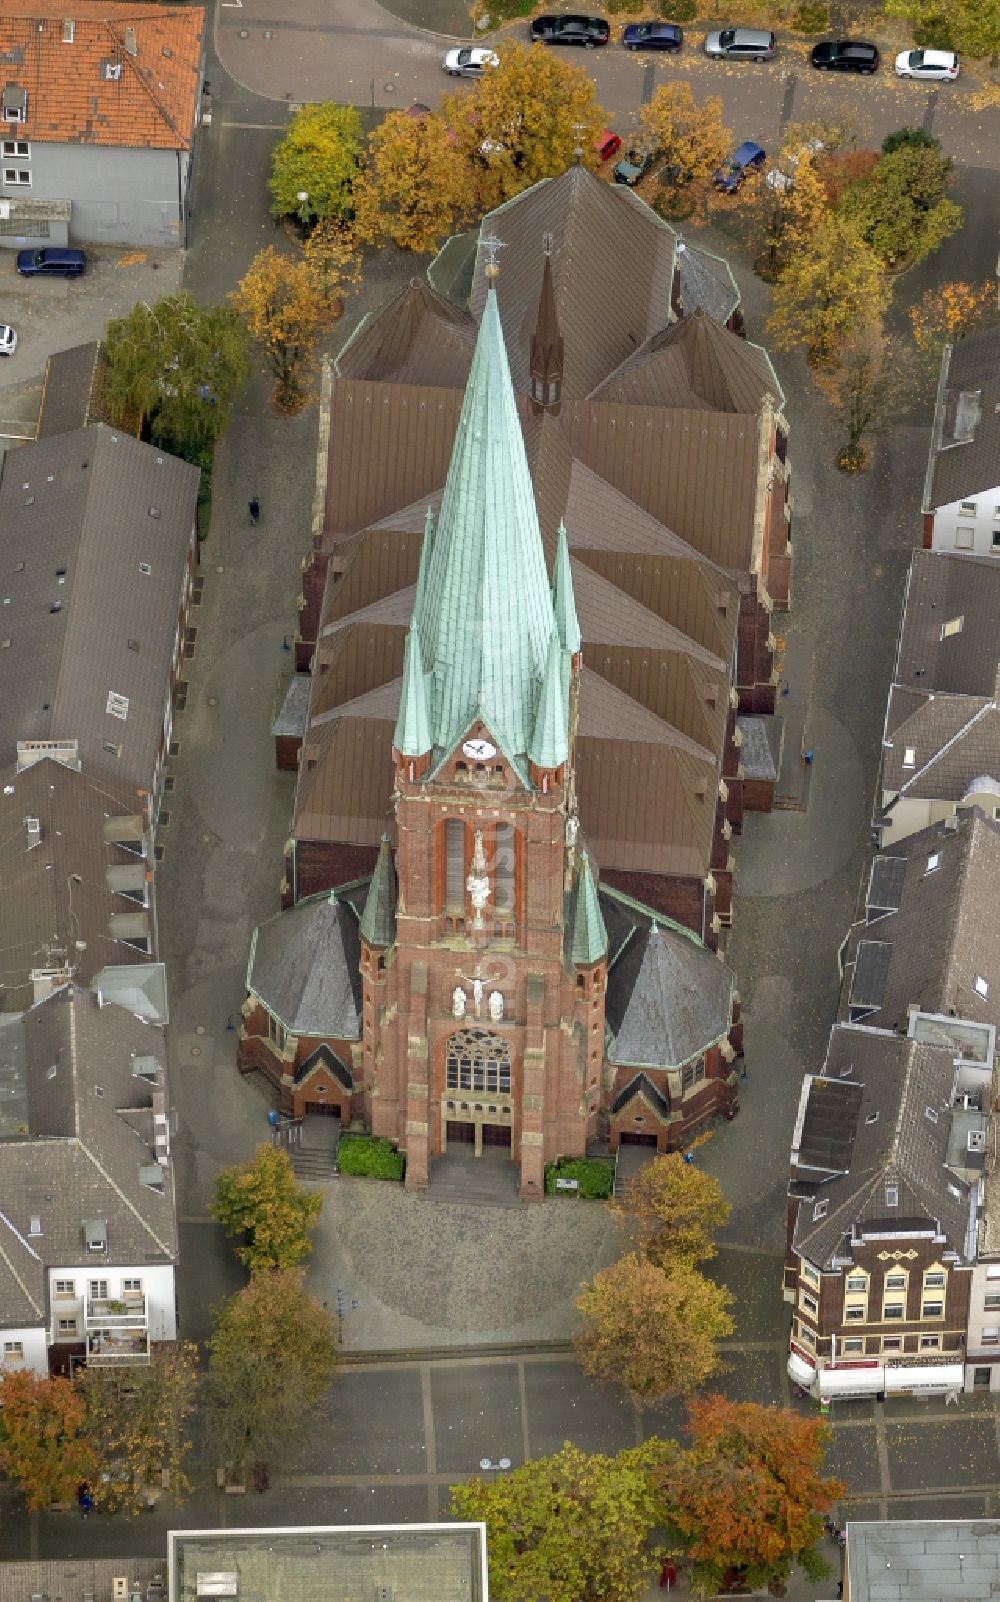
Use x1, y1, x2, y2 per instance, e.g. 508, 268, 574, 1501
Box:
921, 1299, 944, 1319
982, 1326, 1000, 1346
57, 1317, 77, 1334
956, 526, 975, 549
88, 1279, 108, 1301
960, 502, 978, 515
797, 1322, 816, 1348
842, 1337, 864, 1354
902, 747, 916, 768
987, 1264, 1000, 1280
122, 1278, 142, 1294
53, 1279, 75, 1297
801, 1261, 820, 1288
993, 529, 1000, 550
1, 139, 28, 158
984, 1293, 1000, 1310
882, 1301, 905, 1321
844, 1269, 869, 1323
2, 168, 30, 186
3, 1340, 23, 1355
976, 975, 989, 998
799, 1290, 818, 1316
919, 1334, 941, 1350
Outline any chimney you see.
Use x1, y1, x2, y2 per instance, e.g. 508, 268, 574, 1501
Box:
123, 25, 137, 54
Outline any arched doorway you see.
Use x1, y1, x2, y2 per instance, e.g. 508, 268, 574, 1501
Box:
442, 1028, 513, 1157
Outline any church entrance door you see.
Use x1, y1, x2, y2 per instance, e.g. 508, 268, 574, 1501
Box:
482, 1124, 512, 1148
446, 1120, 476, 1144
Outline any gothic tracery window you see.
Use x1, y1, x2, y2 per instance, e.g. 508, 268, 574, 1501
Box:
446, 1029, 511, 1095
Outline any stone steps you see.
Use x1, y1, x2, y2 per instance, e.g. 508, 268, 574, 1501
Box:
290, 1148, 341, 1181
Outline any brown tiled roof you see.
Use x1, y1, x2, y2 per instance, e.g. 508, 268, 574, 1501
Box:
294, 717, 394, 845
319, 528, 422, 630
578, 668, 714, 760
335, 278, 475, 388
324, 380, 464, 537
576, 735, 716, 877
925, 328, 1000, 512
0, 757, 152, 1015
895, 549, 1000, 696
565, 398, 762, 574
470, 167, 677, 401
592, 307, 782, 413
842, 808, 1000, 1031
1, 1, 204, 151
309, 622, 407, 722
0, 424, 198, 793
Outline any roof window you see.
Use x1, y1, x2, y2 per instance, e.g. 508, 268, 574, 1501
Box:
940, 615, 964, 639
976, 975, 989, 998
885, 1185, 899, 1207
2, 86, 27, 123
29, 1214, 41, 1235
139, 562, 152, 576
926, 852, 940, 874
46, 1064, 57, 1080
106, 690, 129, 720
902, 747, 916, 768
812, 1199, 829, 1221
62, 19, 75, 42
864, 1111, 879, 1125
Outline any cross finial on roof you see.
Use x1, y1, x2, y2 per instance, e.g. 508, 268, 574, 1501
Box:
482, 230, 506, 281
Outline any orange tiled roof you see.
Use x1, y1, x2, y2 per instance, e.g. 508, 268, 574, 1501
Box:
0, 2, 204, 150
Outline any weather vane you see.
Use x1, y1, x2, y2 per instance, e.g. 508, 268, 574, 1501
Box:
482, 230, 507, 280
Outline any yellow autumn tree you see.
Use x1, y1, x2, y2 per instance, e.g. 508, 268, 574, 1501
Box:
768, 216, 889, 366
639, 82, 730, 217
442, 44, 607, 213
908, 278, 998, 380
575, 1251, 734, 1401
354, 109, 471, 254
79, 1342, 199, 1514
302, 218, 361, 323
230, 247, 329, 412
735, 142, 830, 279
614, 1151, 731, 1268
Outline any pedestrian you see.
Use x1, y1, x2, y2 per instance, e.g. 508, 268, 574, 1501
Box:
249, 496, 260, 525
659, 1560, 677, 1590
78, 1483, 93, 1517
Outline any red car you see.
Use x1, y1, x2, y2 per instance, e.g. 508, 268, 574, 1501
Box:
596, 129, 622, 162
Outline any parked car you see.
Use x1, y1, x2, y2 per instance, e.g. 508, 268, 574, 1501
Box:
16, 247, 86, 277
530, 14, 610, 46
622, 20, 683, 51
810, 38, 879, 73
894, 46, 959, 78
442, 46, 499, 75
595, 128, 623, 162
0, 323, 17, 356
715, 139, 766, 192
614, 147, 655, 185
704, 26, 775, 59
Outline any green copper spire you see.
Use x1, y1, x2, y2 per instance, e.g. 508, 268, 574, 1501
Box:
571, 851, 608, 967
359, 834, 397, 948
529, 630, 569, 771
418, 282, 556, 756
413, 506, 434, 621
393, 618, 432, 758
552, 521, 581, 656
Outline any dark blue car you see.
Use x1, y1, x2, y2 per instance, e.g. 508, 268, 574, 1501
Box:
16, 247, 86, 277
622, 20, 683, 50
714, 139, 766, 192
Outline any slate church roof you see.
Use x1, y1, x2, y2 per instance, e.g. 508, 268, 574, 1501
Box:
246, 890, 363, 1038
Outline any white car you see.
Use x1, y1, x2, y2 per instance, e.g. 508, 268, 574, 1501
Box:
0, 323, 17, 356
894, 47, 959, 79
442, 46, 499, 76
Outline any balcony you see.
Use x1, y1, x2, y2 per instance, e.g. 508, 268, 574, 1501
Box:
86, 1294, 148, 1330
86, 1329, 151, 1366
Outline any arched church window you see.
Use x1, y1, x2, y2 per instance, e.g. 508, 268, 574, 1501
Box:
444, 818, 465, 910
493, 822, 516, 918
446, 1029, 511, 1095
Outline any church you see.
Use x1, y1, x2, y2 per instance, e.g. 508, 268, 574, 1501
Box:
238, 246, 745, 1197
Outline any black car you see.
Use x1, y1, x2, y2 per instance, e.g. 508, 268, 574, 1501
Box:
622, 20, 682, 50
530, 14, 610, 46
809, 38, 879, 73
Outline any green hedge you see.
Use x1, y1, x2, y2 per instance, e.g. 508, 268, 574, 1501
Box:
337, 1135, 405, 1181
544, 1157, 615, 1199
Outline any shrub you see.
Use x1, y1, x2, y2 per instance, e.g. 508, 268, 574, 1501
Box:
338, 1134, 406, 1180
913, 11, 955, 48
881, 125, 939, 155
792, 0, 828, 31
545, 1157, 615, 1199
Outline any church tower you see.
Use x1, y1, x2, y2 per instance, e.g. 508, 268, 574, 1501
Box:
362, 267, 605, 1199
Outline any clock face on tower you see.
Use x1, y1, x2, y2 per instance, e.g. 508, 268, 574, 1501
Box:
463, 738, 497, 761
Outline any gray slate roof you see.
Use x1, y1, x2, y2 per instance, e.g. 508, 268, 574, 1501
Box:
843, 808, 1000, 1031
894, 550, 1000, 696
0, 756, 153, 1014
271, 673, 312, 739
847, 1520, 1000, 1602
0, 1559, 164, 1602
0, 985, 176, 1326
737, 713, 782, 782
924, 328, 1000, 511
793, 1024, 974, 1269
0, 424, 198, 792
247, 891, 362, 1037
36, 342, 99, 438
603, 889, 733, 1068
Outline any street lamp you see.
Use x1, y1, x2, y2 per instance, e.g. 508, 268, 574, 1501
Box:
334, 1286, 359, 1343
296, 189, 310, 228
479, 1456, 512, 1481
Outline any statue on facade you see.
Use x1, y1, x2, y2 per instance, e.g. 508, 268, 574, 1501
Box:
488, 990, 504, 1022
565, 813, 579, 849
452, 986, 467, 1019
466, 828, 491, 928
472, 978, 484, 1017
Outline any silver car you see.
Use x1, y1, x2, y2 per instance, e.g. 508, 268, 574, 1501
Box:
704, 26, 776, 59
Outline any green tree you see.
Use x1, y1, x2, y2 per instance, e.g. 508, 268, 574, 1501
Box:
838, 140, 962, 266
615, 1151, 731, 1267
354, 108, 471, 253
816, 317, 914, 470
442, 44, 606, 212
269, 102, 364, 224
231, 247, 331, 412
0, 1369, 96, 1511
656, 1396, 844, 1594
884, 0, 1000, 59
79, 1342, 199, 1515
104, 292, 248, 462
449, 1440, 670, 1602
574, 1251, 734, 1401
210, 1142, 323, 1270
205, 1270, 337, 1472
768, 215, 888, 365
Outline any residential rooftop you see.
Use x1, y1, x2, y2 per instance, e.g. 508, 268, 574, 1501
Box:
847, 1518, 1000, 1602
924, 327, 1000, 512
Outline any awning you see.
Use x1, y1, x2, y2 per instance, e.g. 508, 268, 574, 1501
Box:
819, 1365, 884, 1398
883, 1363, 963, 1394
788, 1350, 816, 1388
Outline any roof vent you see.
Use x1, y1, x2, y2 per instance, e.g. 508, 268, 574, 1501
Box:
925, 1105, 939, 1123
104, 61, 122, 81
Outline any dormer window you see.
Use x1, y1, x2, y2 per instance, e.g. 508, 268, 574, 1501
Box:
925, 852, 940, 874
2, 86, 27, 124
902, 747, 916, 768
